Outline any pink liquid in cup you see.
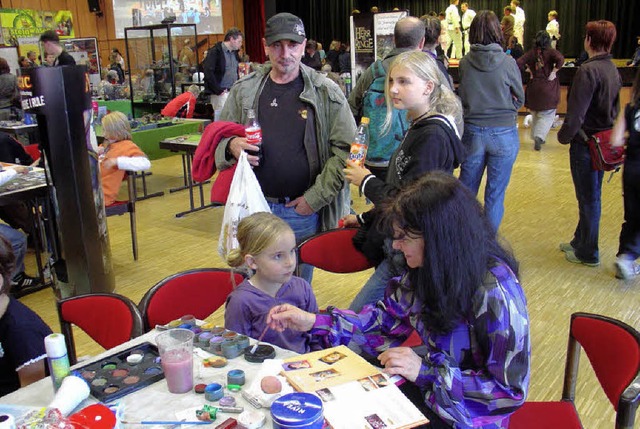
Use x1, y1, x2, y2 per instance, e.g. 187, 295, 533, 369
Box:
161, 349, 193, 393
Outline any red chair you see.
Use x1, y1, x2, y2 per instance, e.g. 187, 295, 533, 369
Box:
57, 293, 143, 365
296, 228, 374, 276
509, 312, 640, 429
105, 172, 138, 260
24, 144, 40, 162
138, 268, 245, 332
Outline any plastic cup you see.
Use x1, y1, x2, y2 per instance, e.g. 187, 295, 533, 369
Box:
156, 328, 194, 393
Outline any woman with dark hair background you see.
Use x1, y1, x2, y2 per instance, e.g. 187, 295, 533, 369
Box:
517, 30, 564, 151
266, 172, 530, 429
457, 10, 524, 233
0, 58, 19, 120
557, 20, 621, 267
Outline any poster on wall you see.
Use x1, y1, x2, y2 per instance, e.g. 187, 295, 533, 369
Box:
113, 0, 223, 39
17, 36, 39, 62
0, 9, 74, 46
350, 11, 409, 86
351, 13, 374, 86
64, 38, 101, 89
374, 11, 408, 60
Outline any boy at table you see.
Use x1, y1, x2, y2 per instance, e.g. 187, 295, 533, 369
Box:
0, 234, 52, 396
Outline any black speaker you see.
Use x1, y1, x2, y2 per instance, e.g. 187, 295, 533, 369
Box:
88, 0, 101, 13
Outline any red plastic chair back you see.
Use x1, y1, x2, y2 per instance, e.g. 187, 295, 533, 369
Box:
58, 293, 143, 364
298, 228, 373, 274
24, 144, 40, 161
571, 314, 640, 409
139, 268, 244, 331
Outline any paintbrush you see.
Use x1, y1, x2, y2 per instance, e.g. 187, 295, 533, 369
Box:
249, 325, 269, 354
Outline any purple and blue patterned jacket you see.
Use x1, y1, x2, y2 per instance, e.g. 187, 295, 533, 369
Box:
312, 261, 530, 428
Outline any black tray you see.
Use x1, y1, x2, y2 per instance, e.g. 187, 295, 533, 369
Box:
75, 342, 165, 402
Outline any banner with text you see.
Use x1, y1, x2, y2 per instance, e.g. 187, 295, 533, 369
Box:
0, 8, 74, 46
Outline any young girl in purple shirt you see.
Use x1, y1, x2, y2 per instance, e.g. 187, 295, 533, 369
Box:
224, 212, 319, 353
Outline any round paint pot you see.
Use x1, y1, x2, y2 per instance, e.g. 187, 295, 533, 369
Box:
209, 336, 225, 354
204, 383, 224, 401
180, 314, 196, 327
198, 332, 214, 346
235, 335, 250, 350
221, 340, 242, 359
227, 369, 245, 386
244, 345, 276, 363
271, 392, 324, 429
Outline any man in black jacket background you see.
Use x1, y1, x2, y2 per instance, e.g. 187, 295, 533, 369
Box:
203, 27, 243, 120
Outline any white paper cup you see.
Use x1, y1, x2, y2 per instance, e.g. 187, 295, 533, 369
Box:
48, 375, 91, 416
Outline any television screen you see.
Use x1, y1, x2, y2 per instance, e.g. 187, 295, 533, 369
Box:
113, 0, 223, 39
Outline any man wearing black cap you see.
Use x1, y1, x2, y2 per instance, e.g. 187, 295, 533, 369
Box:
215, 12, 356, 282
39, 30, 75, 66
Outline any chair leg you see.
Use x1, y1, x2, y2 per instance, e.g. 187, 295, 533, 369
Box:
129, 208, 138, 261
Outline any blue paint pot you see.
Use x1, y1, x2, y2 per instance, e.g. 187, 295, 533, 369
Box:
271, 392, 324, 429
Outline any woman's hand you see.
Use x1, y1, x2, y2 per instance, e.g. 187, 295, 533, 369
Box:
267, 304, 316, 332
378, 347, 422, 382
343, 160, 372, 187
341, 214, 359, 228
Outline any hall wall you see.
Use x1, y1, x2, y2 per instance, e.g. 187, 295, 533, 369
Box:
2, 0, 245, 72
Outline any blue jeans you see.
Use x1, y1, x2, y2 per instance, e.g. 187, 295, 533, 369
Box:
349, 241, 405, 312
618, 161, 640, 259
268, 202, 319, 283
569, 141, 603, 263
459, 124, 520, 231
0, 223, 26, 276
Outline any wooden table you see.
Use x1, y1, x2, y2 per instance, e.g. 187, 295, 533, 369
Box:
159, 134, 222, 218
0, 121, 39, 145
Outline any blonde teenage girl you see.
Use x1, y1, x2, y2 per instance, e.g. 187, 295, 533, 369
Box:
343, 50, 466, 312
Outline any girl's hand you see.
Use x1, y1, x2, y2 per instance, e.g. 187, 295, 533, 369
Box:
378, 347, 422, 382
343, 160, 372, 187
267, 304, 316, 332
341, 214, 359, 228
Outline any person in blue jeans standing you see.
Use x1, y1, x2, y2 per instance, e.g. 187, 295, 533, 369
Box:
557, 20, 621, 267
458, 10, 524, 232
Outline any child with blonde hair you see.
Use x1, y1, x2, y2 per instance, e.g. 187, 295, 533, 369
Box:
224, 212, 319, 353
344, 50, 466, 311
99, 111, 150, 206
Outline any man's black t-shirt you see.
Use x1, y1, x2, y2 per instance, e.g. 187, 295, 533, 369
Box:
255, 74, 310, 199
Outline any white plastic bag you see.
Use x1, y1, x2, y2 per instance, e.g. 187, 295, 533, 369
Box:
218, 151, 271, 258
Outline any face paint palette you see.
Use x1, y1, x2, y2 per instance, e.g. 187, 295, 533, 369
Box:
75, 342, 165, 402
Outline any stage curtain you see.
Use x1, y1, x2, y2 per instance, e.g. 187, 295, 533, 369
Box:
273, 0, 638, 59
244, 0, 267, 64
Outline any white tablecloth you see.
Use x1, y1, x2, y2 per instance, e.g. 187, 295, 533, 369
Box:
0, 330, 297, 427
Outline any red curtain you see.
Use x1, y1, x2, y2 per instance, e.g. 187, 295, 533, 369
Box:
243, 0, 266, 64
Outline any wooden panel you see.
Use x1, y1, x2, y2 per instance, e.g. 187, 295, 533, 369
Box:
7, 0, 42, 9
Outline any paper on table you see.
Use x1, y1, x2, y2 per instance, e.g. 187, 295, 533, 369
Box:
281, 345, 429, 429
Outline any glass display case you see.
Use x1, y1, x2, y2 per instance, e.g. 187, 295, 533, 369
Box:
124, 23, 198, 118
